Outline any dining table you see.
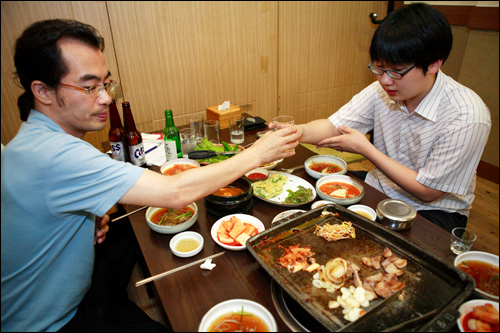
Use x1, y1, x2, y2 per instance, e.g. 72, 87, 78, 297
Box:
122, 123, 466, 332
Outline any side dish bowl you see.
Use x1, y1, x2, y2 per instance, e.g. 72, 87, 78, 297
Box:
245, 167, 269, 181
198, 299, 277, 332
454, 251, 499, 301
348, 204, 377, 221
456, 299, 499, 332
160, 158, 200, 175
169, 231, 203, 258
211, 214, 265, 251
315, 174, 364, 206
204, 178, 253, 217
145, 203, 198, 234
305, 155, 347, 179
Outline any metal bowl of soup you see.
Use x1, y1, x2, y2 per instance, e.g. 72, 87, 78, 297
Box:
454, 251, 499, 301
315, 174, 364, 206
204, 178, 253, 217
305, 155, 347, 179
145, 202, 198, 234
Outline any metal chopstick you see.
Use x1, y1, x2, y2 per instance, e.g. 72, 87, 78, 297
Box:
135, 251, 226, 287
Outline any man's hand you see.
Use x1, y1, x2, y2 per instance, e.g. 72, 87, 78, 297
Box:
94, 214, 110, 245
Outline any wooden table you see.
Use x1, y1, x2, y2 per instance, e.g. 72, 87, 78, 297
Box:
124, 126, 459, 332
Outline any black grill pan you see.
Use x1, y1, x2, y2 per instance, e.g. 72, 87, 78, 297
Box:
247, 204, 475, 331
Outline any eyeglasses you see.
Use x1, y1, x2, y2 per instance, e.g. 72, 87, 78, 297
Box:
58, 80, 116, 97
368, 62, 416, 80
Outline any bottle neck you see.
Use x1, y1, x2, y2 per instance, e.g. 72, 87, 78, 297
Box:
109, 102, 123, 128
164, 110, 175, 127
123, 103, 137, 131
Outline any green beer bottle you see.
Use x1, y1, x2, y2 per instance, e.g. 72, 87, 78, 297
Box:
163, 110, 182, 161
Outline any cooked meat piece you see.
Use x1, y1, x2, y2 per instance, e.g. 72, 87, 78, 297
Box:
383, 247, 393, 258
361, 255, 382, 269
382, 258, 404, 276
391, 257, 407, 269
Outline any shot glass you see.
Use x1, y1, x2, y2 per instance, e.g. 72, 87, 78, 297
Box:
271, 115, 295, 152
450, 227, 477, 255
190, 116, 204, 144
229, 115, 245, 144
271, 115, 294, 131
203, 120, 220, 144
179, 128, 196, 157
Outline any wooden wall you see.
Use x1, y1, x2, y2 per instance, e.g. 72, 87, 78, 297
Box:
1, 1, 498, 170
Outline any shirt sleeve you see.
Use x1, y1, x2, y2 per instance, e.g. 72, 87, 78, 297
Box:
46, 138, 145, 217
328, 82, 379, 134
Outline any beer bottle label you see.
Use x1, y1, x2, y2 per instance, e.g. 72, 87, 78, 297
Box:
128, 143, 146, 166
164, 140, 178, 161
110, 141, 126, 161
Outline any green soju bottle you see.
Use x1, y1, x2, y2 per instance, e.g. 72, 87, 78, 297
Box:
163, 110, 182, 161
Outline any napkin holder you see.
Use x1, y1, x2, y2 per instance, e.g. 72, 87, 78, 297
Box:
206, 104, 241, 129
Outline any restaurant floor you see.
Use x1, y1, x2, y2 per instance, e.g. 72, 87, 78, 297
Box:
126, 159, 499, 328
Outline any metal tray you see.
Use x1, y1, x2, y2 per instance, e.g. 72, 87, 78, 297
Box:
247, 204, 475, 331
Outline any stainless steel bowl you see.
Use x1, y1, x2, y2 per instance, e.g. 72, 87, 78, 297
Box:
376, 199, 416, 231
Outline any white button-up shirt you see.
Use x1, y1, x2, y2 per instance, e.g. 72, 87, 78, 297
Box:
329, 71, 491, 216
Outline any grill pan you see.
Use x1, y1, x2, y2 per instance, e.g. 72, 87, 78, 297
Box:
247, 204, 475, 331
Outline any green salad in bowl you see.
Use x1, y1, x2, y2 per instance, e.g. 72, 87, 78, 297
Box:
193, 138, 244, 164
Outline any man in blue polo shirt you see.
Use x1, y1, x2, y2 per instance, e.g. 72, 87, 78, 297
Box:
1, 19, 298, 332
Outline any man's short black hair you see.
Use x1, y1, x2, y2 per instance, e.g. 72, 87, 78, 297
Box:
14, 19, 104, 121
370, 3, 453, 74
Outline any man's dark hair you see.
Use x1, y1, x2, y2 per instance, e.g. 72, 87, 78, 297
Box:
370, 3, 452, 75
14, 19, 104, 121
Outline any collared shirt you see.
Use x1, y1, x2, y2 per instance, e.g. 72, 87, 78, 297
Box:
329, 71, 491, 216
1, 110, 144, 331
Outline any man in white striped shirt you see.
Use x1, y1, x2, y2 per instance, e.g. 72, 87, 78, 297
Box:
293, 3, 491, 233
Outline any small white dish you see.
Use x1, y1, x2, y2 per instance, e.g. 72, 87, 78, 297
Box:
211, 214, 265, 251
348, 204, 377, 221
160, 158, 200, 175
169, 231, 203, 258
311, 200, 335, 209
456, 299, 499, 332
245, 168, 269, 181
272, 209, 306, 224
198, 299, 277, 332
454, 251, 499, 301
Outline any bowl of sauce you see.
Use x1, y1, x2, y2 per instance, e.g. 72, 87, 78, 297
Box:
245, 168, 269, 181
169, 231, 203, 258
198, 299, 277, 332
205, 178, 253, 217
454, 251, 499, 301
348, 204, 377, 221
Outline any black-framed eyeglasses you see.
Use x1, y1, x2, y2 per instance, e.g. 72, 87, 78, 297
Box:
58, 80, 116, 97
368, 62, 416, 80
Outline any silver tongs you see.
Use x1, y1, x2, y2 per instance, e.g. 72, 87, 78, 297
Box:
188, 150, 239, 159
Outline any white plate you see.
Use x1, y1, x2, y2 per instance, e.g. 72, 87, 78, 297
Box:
272, 209, 306, 224
198, 299, 277, 332
456, 299, 499, 332
252, 171, 317, 207
211, 214, 265, 251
